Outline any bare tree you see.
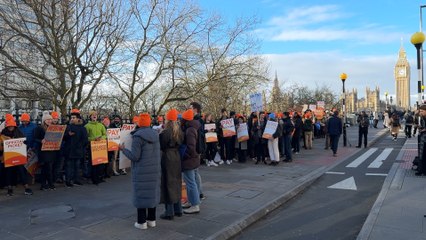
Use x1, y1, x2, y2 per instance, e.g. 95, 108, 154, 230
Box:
0, 0, 129, 115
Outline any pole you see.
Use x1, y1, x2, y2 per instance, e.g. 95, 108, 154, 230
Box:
342, 81, 347, 147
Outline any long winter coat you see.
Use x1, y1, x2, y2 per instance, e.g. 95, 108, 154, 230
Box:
159, 127, 184, 204
34, 125, 59, 164
121, 127, 161, 209
62, 120, 88, 159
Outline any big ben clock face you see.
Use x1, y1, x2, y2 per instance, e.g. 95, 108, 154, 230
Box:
398, 68, 406, 77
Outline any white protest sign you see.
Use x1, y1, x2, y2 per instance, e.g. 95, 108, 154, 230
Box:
119, 124, 136, 169
250, 93, 263, 113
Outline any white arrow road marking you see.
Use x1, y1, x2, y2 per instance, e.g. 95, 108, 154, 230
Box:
346, 148, 378, 168
327, 176, 357, 191
367, 148, 393, 168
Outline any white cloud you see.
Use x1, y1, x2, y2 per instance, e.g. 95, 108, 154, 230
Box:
263, 52, 421, 104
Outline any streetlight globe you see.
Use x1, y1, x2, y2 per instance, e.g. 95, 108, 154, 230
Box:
422, 85, 425, 91
385, 91, 388, 96
340, 73, 347, 82
411, 32, 425, 46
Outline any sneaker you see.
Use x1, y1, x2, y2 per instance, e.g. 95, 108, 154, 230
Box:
295, 152, 299, 155
65, 182, 74, 188
225, 160, 231, 165
113, 171, 120, 176
205, 160, 211, 167
49, 185, 56, 190
183, 205, 200, 214
7, 188, 13, 196
217, 160, 224, 165
200, 194, 206, 200
73, 181, 83, 186
24, 188, 33, 195
40, 185, 49, 191
182, 201, 191, 209
134, 222, 147, 230
209, 160, 218, 167
147, 220, 156, 228
120, 169, 127, 175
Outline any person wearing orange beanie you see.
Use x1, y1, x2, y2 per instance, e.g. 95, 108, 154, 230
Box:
18, 113, 37, 149
51, 111, 60, 124
181, 109, 194, 121
120, 112, 161, 229
138, 113, 151, 127
159, 108, 184, 220
1, 116, 33, 196
165, 109, 179, 121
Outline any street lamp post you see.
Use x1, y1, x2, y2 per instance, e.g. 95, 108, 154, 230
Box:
340, 73, 347, 147
385, 92, 388, 110
411, 31, 425, 109
390, 96, 393, 109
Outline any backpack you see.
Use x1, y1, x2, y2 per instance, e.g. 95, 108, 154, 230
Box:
406, 115, 414, 124
303, 119, 313, 131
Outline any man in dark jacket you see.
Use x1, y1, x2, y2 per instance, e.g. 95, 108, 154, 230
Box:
356, 111, 369, 148
282, 112, 294, 162
63, 110, 88, 187
181, 109, 201, 214
415, 105, 426, 176
327, 110, 343, 157
292, 112, 302, 154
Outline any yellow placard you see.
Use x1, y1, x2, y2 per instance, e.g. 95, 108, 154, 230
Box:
91, 140, 108, 166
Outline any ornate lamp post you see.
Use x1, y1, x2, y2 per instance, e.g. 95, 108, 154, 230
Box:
340, 73, 347, 147
411, 31, 425, 109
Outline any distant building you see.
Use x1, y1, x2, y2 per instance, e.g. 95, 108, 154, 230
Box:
394, 44, 410, 110
345, 86, 382, 113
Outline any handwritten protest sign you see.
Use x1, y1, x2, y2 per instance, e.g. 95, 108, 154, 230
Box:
237, 123, 249, 142
107, 128, 120, 151
205, 123, 218, 142
220, 118, 236, 137
41, 125, 66, 151
91, 140, 108, 166
262, 121, 278, 139
309, 104, 317, 111
250, 93, 263, 113
119, 124, 136, 169
4, 137, 27, 167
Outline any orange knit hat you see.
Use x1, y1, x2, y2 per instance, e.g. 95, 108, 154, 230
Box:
6, 119, 17, 127
5, 113, 13, 121
166, 109, 179, 121
20, 113, 30, 121
182, 109, 194, 121
51, 111, 59, 119
138, 113, 151, 127
132, 116, 139, 124
71, 108, 80, 114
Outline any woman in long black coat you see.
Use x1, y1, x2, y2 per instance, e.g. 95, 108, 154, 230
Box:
159, 109, 184, 220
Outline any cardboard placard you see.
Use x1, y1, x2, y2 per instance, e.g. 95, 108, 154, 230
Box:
250, 92, 263, 113
237, 123, 249, 142
4, 137, 27, 167
41, 125, 66, 151
119, 124, 136, 169
107, 128, 120, 151
262, 121, 278, 139
220, 118, 236, 137
90, 140, 108, 166
205, 123, 218, 143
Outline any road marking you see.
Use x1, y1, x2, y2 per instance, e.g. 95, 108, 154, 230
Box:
367, 148, 393, 168
325, 171, 345, 175
327, 176, 357, 191
346, 148, 378, 168
365, 173, 388, 176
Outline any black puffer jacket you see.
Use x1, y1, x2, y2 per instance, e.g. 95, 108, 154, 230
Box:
62, 120, 88, 159
182, 119, 201, 171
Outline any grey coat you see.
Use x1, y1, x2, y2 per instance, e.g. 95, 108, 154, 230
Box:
122, 127, 161, 209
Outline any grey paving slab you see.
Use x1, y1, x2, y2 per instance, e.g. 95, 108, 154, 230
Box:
368, 225, 426, 240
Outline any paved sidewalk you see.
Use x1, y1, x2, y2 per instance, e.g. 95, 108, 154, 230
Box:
357, 136, 426, 240
0, 127, 387, 240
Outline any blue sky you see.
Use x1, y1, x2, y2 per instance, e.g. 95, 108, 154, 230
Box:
198, 0, 424, 105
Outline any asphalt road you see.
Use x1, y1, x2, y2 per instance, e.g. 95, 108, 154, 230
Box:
233, 132, 405, 240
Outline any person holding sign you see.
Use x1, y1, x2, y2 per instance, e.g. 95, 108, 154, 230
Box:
0, 118, 33, 196
84, 111, 107, 185
159, 109, 184, 220
251, 114, 267, 165
204, 114, 219, 167
235, 115, 249, 163
63, 109, 88, 187
216, 108, 236, 165
120, 113, 161, 230
34, 112, 59, 190
266, 113, 282, 166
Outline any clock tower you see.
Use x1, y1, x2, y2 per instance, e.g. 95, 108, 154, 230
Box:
394, 44, 410, 109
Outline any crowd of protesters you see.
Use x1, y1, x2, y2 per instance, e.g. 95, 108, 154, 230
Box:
1, 101, 425, 230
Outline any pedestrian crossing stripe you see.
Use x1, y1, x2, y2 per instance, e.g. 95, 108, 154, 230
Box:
346, 148, 378, 168
367, 148, 393, 168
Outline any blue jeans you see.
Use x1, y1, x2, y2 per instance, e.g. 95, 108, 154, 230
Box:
183, 169, 200, 206
194, 168, 203, 195
165, 202, 182, 216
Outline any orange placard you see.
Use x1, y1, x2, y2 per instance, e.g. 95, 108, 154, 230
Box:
107, 128, 120, 151
4, 137, 27, 167
181, 181, 188, 204
220, 118, 236, 137
91, 140, 108, 166
205, 124, 218, 143
237, 123, 249, 142
41, 125, 66, 151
